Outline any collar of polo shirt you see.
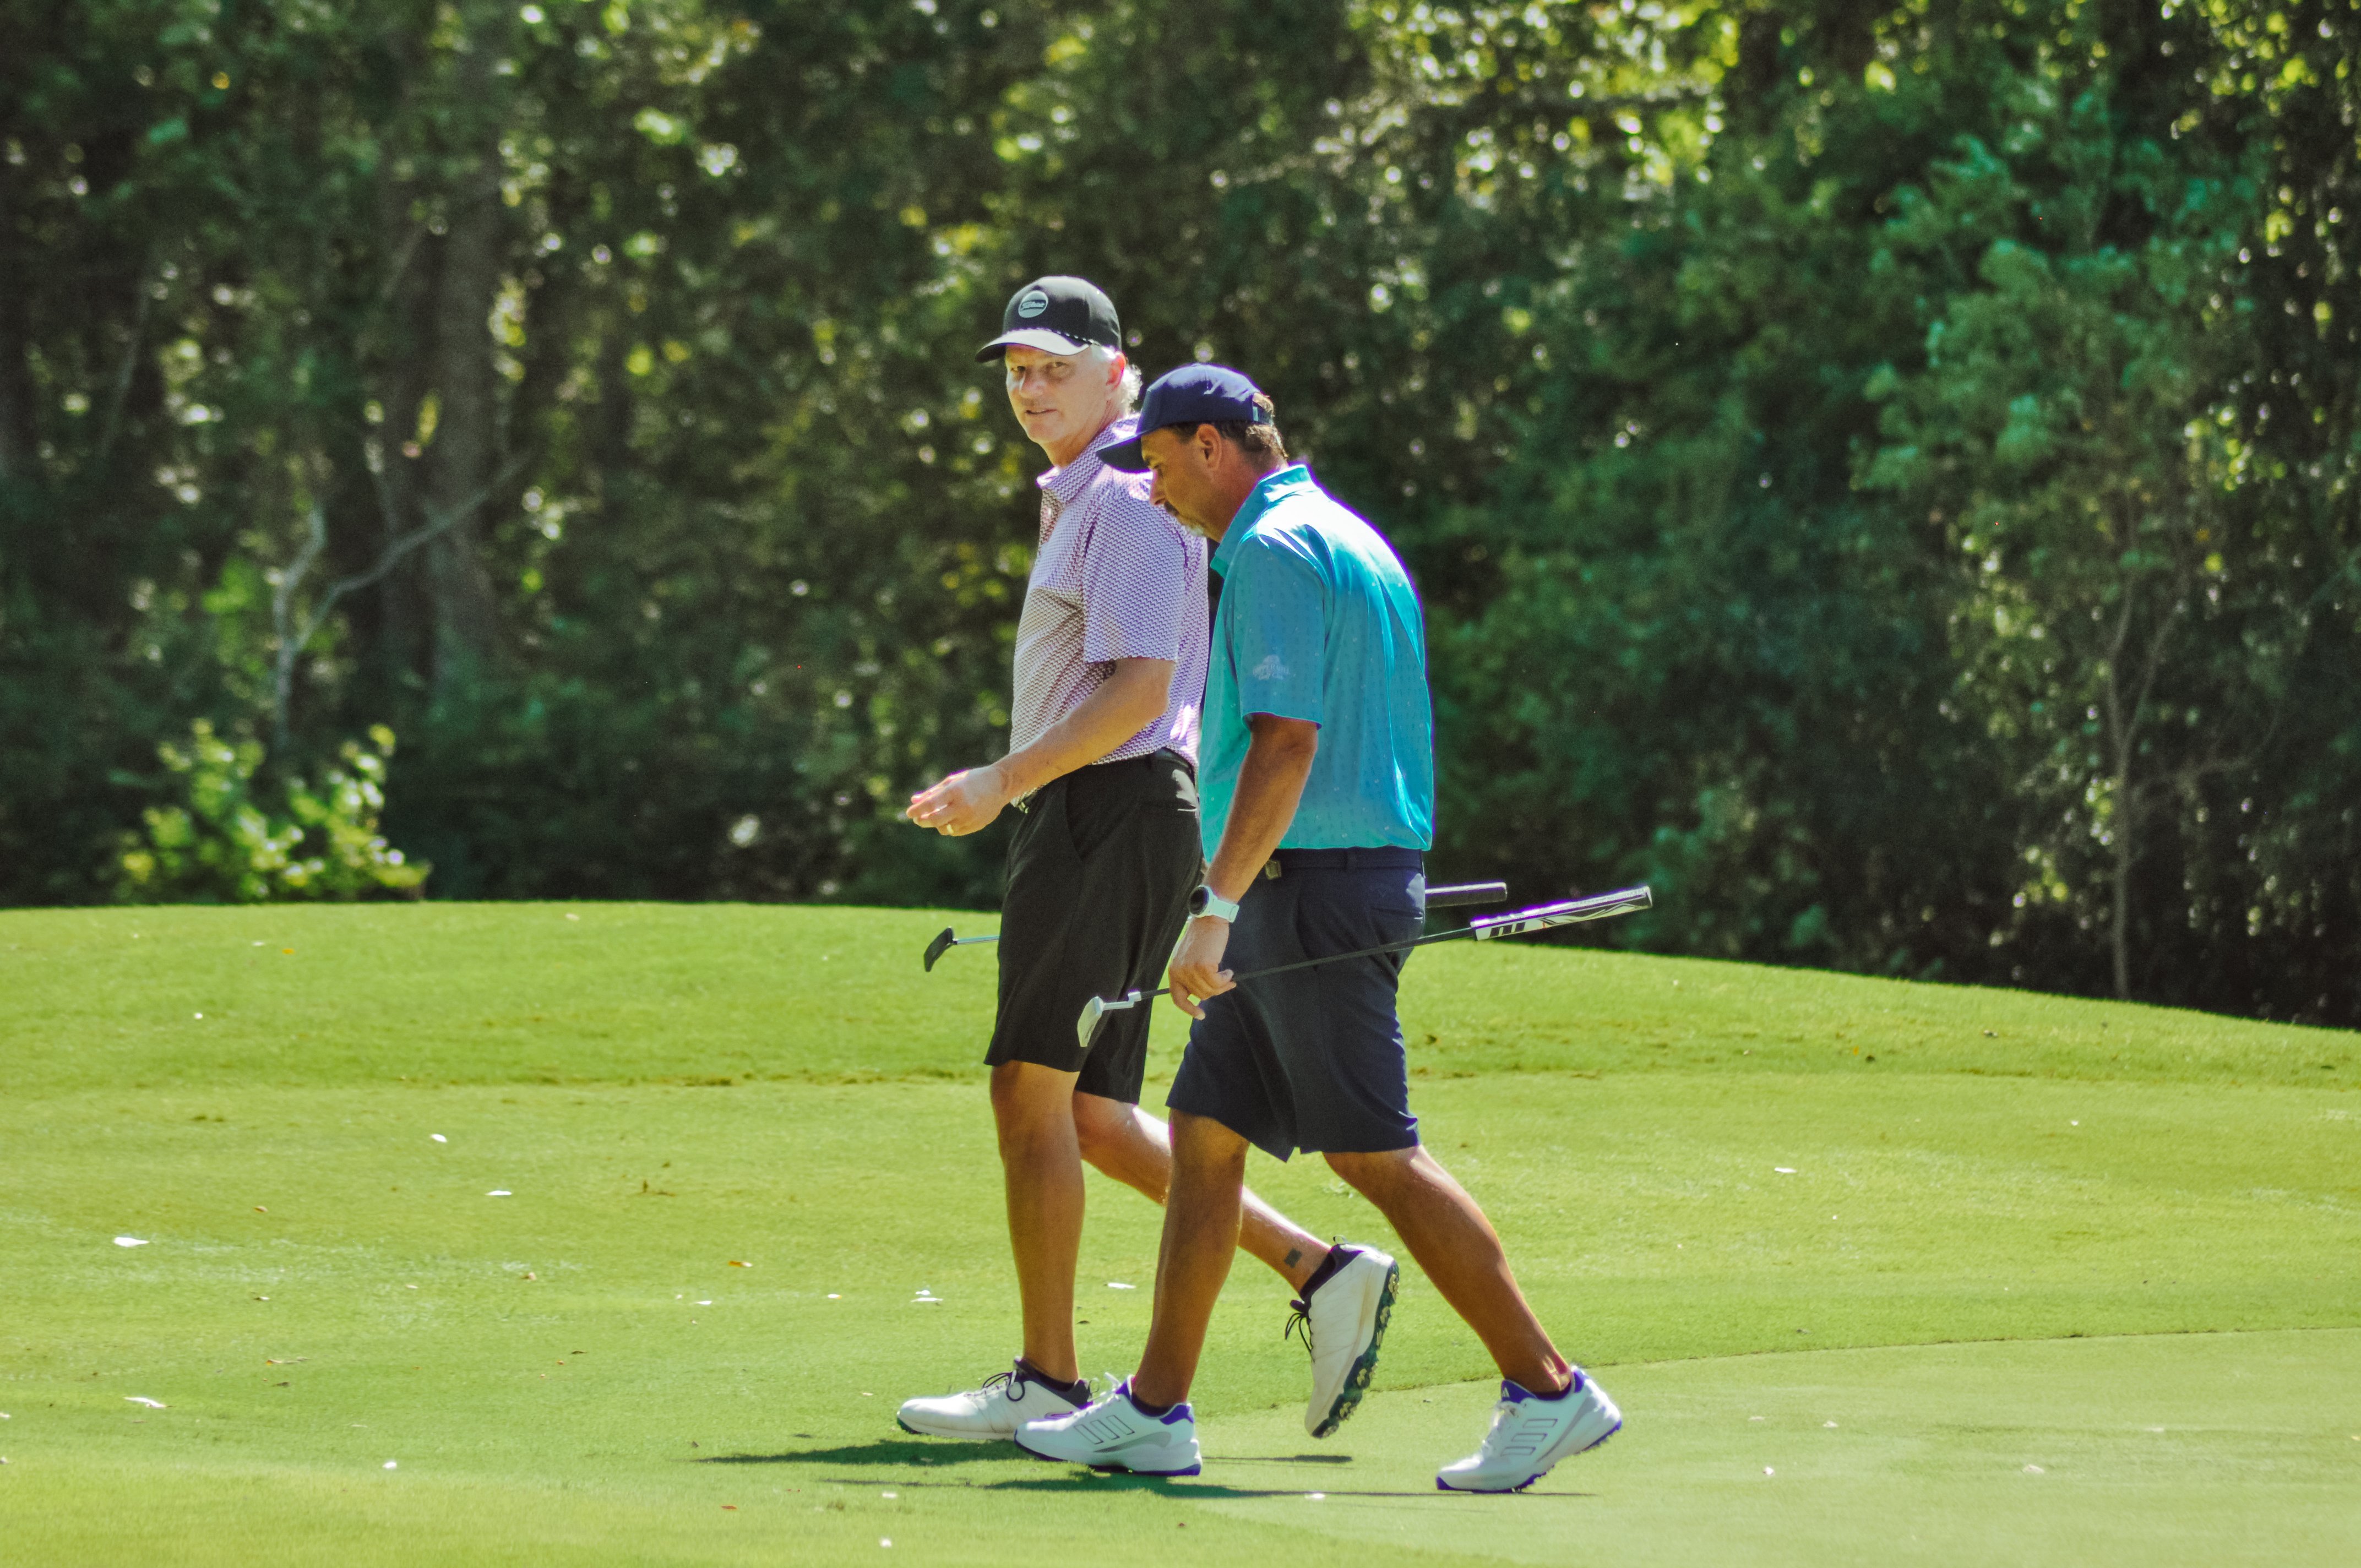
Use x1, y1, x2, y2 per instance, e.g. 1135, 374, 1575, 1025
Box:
1209, 464, 1314, 577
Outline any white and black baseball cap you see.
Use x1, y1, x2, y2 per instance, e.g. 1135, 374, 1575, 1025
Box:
975, 275, 1123, 362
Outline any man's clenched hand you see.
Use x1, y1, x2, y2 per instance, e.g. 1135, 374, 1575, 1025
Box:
1166, 915, 1236, 1019
906, 764, 1014, 836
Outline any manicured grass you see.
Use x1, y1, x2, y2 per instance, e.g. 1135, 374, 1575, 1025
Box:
2, 903, 2357, 1565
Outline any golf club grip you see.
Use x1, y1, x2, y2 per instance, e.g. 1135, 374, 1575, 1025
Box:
1426, 881, 1509, 908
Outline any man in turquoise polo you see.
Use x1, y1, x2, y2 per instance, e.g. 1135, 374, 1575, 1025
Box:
1012, 365, 1623, 1491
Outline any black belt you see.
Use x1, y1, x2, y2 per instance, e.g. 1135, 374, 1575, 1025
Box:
1013, 748, 1194, 813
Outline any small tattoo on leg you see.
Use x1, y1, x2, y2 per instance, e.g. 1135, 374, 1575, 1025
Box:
1285, 1248, 1304, 1269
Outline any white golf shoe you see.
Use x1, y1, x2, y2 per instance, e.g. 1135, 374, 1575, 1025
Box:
1293, 1245, 1400, 1437
1434, 1369, 1622, 1493
896, 1359, 1087, 1440
1013, 1380, 1202, 1476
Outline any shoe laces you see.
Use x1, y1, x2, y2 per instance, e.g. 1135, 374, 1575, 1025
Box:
1283, 1299, 1312, 1352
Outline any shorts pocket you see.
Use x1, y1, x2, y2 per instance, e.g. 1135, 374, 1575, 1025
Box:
1364, 902, 1426, 948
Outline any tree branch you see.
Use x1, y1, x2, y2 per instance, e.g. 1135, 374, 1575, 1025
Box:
94, 260, 156, 467
270, 451, 530, 755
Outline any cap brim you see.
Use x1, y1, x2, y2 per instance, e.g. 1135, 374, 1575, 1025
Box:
974, 328, 1097, 363
1095, 434, 1151, 472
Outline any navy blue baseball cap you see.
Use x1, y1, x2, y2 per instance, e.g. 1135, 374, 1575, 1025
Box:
1097, 364, 1271, 472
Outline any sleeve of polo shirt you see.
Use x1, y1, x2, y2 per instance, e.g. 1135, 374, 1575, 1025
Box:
1076, 482, 1191, 666
1223, 536, 1327, 726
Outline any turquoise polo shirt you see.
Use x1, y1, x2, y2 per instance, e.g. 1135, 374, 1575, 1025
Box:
1199, 464, 1435, 857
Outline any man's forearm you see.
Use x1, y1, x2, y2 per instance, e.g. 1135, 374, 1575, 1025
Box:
1204, 717, 1318, 901
993, 657, 1177, 799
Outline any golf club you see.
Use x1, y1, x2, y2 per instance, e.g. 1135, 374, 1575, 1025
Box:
919, 881, 1510, 972
1075, 883, 1653, 1052
921, 928, 999, 972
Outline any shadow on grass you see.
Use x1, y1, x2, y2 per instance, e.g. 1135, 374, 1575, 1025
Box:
822, 1474, 1593, 1500
700, 1438, 1011, 1469
705, 1440, 1593, 1499
706, 1440, 1357, 1471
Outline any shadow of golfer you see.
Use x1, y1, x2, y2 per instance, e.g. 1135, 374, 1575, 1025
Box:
704, 1442, 1592, 1499
699, 1438, 1011, 1468
822, 1474, 1592, 1500
704, 1441, 1364, 1471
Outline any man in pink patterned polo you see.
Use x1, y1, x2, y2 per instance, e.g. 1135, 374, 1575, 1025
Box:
897, 278, 1395, 1447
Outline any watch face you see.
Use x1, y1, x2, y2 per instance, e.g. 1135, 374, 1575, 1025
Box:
1188, 885, 1211, 916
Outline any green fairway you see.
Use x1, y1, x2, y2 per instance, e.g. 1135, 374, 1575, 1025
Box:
3, 903, 2357, 1565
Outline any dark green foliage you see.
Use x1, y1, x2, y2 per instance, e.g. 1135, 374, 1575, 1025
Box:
1430, 0, 2360, 1022
1, 1, 2354, 1021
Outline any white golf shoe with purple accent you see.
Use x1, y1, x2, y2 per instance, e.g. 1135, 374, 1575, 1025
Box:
1297, 1245, 1400, 1438
1434, 1369, 1622, 1493
1013, 1379, 1201, 1476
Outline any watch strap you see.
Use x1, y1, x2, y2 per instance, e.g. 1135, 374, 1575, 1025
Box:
1189, 884, 1241, 922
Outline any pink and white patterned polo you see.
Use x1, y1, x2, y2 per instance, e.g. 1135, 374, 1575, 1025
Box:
1009, 415, 1208, 767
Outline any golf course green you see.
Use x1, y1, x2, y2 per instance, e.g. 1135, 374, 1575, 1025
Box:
3, 902, 2357, 1565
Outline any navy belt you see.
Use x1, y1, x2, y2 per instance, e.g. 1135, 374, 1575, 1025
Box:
1265, 847, 1424, 876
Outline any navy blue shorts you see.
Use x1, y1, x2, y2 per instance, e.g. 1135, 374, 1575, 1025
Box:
1166, 849, 1425, 1161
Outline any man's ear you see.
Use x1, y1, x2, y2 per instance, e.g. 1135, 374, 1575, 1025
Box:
1193, 422, 1223, 469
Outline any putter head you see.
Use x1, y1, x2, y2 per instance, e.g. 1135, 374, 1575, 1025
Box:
922, 927, 957, 973
1075, 990, 1145, 1054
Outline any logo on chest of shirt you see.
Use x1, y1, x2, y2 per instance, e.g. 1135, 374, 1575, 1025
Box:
1251, 654, 1291, 682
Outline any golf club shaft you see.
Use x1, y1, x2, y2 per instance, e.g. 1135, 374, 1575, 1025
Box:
1226, 885, 1652, 984
1074, 885, 1652, 1051
929, 886, 1500, 971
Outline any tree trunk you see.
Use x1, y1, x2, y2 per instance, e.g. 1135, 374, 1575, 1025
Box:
2100, 593, 2139, 999
2109, 749, 2134, 1000
420, 4, 512, 696
0, 161, 39, 483
1730, 8, 1786, 135
2101, 575, 2188, 1000
374, 164, 438, 690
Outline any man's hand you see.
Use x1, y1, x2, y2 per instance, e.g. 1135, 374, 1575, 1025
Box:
1166, 915, 1236, 1019
906, 764, 1014, 836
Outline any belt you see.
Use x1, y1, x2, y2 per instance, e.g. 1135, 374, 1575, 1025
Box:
1012, 747, 1194, 814
1263, 847, 1424, 878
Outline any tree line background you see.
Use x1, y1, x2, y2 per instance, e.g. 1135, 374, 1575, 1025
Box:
2, 0, 2355, 1023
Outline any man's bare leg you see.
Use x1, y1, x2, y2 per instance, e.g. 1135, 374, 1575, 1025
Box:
1128, 1110, 1253, 1408
989, 1060, 1090, 1385
1324, 1145, 1569, 1394
1073, 1092, 1327, 1292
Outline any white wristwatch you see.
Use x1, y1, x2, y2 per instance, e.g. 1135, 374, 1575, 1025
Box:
1187, 884, 1241, 923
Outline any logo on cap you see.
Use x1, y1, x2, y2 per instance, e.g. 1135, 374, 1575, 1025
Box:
1016, 290, 1049, 319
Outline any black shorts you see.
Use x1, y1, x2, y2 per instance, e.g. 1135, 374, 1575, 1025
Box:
986, 750, 1202, 1102
1166, 848, 1426, 1161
